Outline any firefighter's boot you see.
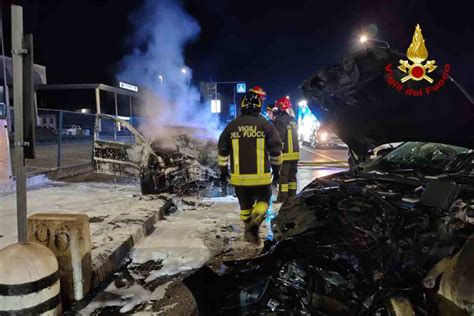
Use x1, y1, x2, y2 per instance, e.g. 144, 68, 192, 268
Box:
276, 184, 289, 203
244, 202, 268, 243
244, 223, 260, 243
241, 209, 256, 242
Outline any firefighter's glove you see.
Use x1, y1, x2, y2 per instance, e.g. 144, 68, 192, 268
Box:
219, 166, 229, 183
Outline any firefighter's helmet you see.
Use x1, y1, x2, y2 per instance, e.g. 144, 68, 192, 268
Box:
249, 86, 267, 100
275, 96, 295, 117
240, 91, 263, 111
275, 96, 292, 111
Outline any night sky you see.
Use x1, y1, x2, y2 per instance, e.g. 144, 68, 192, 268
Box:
2, 0, 473, 101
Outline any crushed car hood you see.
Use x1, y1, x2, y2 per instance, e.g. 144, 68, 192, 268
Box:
302, 47, 474, 156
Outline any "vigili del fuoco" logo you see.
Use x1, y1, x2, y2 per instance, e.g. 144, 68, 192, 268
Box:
385, 24, 451, 97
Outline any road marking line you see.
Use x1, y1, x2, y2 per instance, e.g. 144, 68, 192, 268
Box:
301, 146, 340, 162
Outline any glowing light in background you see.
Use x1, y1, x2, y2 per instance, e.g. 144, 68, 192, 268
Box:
297, 99, 307, 107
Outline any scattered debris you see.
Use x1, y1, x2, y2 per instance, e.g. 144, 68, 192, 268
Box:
172, 197, 213, 211
157, 302, 178, 314
220, 224, 240, 233
89, 215, 108, 223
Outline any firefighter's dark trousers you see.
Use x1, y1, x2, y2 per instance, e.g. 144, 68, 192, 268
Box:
235, 186, 271, 226
277, 160, 298, 202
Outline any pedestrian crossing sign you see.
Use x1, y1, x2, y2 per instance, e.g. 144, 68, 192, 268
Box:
236, 83, 246, 93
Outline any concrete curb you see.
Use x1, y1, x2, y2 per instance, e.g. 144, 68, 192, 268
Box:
90, 201, 170, 290
1, 163, 93, 195
47, 163, 93, 181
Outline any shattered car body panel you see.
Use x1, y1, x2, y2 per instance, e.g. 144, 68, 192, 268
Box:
93, 114, 217, 194
184, 48, 474, 315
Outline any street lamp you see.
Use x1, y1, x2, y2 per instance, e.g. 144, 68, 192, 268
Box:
359, 34, 390, 48
181, 67, 187, 74
158, 75, 163, 84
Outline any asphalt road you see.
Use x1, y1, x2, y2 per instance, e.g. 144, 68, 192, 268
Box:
293, 145, 350, 191
299, 145, 349, 163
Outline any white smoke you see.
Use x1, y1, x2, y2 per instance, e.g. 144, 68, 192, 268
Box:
118, 0, 219, 140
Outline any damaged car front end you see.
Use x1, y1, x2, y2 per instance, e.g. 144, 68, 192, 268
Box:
184, 48, 474, 315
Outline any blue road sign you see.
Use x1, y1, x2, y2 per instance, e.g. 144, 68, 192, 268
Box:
236, 83, 246, 93
229, 104, 236, 118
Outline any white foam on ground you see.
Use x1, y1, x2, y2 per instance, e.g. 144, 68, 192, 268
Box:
129, 209, 213, 283
0, 181, 166, 271
203, 195, 238, 203
150, 281, 173, 301
79, 283, 152, 315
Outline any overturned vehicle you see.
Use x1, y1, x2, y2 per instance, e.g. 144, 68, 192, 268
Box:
184, 47, 474, 315
93, 115, 218, 194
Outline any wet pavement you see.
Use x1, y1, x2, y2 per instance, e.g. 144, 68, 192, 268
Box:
76, 161, 347, 315
299, 145, 348, 163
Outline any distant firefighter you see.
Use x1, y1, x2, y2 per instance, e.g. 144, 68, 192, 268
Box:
264, 103, 277, 121
273, 96, 300, 202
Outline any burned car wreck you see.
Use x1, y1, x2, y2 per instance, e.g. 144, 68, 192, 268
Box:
184, 48, 474, 315
93, 115, 218, 194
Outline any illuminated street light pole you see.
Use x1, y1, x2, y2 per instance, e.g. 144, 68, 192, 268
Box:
359, 34, 390, 48
158, 74, 163, 84
181, 67, 187, 74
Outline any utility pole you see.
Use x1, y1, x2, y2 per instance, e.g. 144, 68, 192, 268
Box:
11, 5, 35, 243
11, 5, 28, 243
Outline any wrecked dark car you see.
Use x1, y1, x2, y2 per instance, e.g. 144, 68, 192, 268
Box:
93, 114, 218, 194
184, 48, 474, 315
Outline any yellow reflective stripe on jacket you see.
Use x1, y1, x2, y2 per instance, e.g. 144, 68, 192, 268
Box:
288, 128, 293, 154
232, 138, 240, 175
256, 138, 265, 175
288, 182, 297, 190
218, 155, 229, 167
282, 152, 300, 161
280, 184, 289, 192
230, 173, 272, 186
270, 154, 282, 165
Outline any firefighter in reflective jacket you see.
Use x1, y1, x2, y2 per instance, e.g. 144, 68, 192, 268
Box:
218, 86, 283, 243
273, 96, 300, 202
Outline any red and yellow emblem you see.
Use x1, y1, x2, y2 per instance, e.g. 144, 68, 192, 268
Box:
398, 24, 437, 83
